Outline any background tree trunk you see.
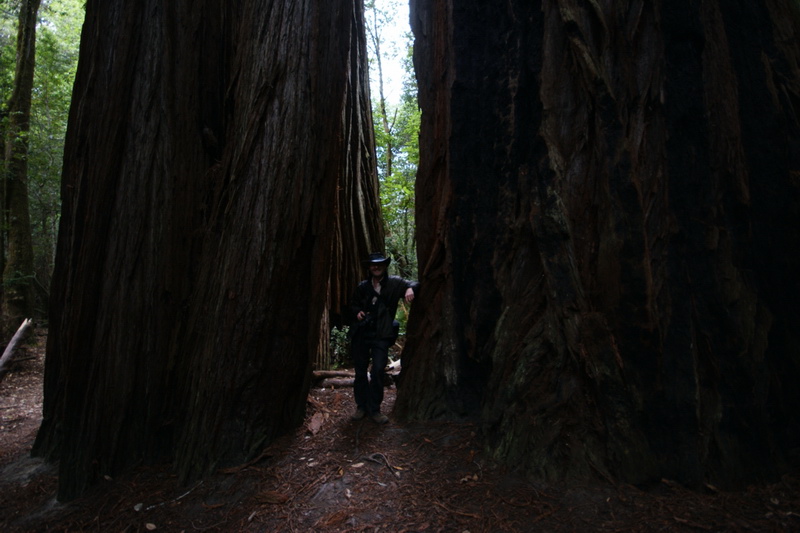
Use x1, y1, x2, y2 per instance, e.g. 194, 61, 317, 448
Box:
396, 0, 800, 488
33, 0, 382, 500
2, 0, 40, 335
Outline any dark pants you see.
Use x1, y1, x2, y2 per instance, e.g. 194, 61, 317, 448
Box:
352, 336, 391, 415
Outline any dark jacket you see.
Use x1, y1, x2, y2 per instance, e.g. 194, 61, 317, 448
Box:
348, 275, 419, 340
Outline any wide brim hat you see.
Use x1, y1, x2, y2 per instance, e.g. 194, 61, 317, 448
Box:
364, 252, 391, 265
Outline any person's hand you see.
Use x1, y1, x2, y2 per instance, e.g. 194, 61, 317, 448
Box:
405, 288, 415, 303
357, 311, 366, 320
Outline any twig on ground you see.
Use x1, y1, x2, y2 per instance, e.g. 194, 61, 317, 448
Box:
363, 452, 401, 478
144, 481, 203, 511
433, 499, 481, 519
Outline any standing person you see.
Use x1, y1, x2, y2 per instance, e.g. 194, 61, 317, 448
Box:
348, 252, 418, 424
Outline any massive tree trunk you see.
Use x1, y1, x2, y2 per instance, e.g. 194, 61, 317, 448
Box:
33, 0, 382, 500
2, 0, 40, 335
397, 0, 800, 488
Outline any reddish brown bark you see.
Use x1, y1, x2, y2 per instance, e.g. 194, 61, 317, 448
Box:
33, 0, 382, 500
397, 0, 800, 488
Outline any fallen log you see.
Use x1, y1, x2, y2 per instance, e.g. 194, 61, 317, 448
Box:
312, 360, 402, 384
0, 318, 33, 384
316, 373, 398, 389
313, 370, 355, 380
318, 377, 355, 388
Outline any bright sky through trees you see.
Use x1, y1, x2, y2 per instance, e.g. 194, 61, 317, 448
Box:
368, 0, 410, 105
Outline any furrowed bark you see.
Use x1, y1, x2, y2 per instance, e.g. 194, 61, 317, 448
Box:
33, 0, 382, 500
397, 0, 800, 488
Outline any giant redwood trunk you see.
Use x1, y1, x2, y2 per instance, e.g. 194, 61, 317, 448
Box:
33, 0, 382, 500
397, 0, 800, 488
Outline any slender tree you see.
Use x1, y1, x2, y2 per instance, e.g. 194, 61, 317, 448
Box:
365, 0, 399, 180
33, 0, 382, 500
2, 0, 40, 335
396, 0, 800, 489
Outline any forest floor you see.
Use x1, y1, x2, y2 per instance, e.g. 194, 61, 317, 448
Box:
1, 330, 799, 532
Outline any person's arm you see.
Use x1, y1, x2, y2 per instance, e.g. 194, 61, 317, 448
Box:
404, 286, 415, 303
403, 279, 419, 303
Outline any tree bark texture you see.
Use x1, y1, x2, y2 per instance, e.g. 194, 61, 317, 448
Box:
2, 0, 40, 335
33, 0, 382, 500
397, 0, 800, 488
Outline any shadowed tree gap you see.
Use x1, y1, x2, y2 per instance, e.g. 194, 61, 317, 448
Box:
365, 0, 419, 280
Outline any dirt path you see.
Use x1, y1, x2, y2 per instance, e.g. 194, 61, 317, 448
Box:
0, 331, 798, 532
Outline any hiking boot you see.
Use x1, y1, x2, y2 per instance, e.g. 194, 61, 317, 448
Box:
351, 409, 366, 421
371, 412, 389, 424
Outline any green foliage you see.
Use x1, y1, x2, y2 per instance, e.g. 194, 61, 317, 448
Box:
28, 0, 83, 289
329, 325, 351, 369
365, 0, 419, 280
0, 7, 16, 107
381, 85, 419, 278
0, 0, 83, 296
